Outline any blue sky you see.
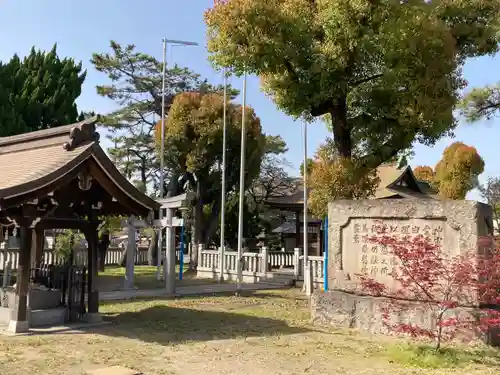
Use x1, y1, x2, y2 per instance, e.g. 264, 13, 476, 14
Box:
1, 0, 499, 200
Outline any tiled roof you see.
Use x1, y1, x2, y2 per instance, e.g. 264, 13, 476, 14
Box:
0, 142, 92, 190
0, 118, 99, 198
0, 117, 159, 214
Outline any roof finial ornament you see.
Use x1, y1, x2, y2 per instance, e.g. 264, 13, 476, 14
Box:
63, 115, 101, 151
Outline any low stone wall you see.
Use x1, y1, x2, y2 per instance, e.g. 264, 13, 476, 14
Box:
311, 290, 500, 346
1, 287, 62, 310
0, 287, 66, 328
0, 306, 66, 328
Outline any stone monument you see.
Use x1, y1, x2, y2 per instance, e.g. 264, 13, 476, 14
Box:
327, 199, 492, 291
311, 199, 495, 340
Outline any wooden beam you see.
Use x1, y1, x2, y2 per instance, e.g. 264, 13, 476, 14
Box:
88, 160, 150, 217
35, 218, 91, 232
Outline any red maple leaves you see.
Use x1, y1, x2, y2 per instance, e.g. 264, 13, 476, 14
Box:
357, 223, 500, 350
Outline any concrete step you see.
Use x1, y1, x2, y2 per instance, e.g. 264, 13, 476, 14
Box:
268, 269, 295, 275
254, 282, 290, 289
264, 273, 296, 281
258, 277, 295, 286
268, 270, 295, 276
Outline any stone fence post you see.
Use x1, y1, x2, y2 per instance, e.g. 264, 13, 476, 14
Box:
197, 244, 203, 269
260, 246, 268, 274
294, 248, 301, 278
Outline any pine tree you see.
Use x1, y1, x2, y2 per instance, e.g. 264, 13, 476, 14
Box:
91, 41, 235, 195
0, 44, 86, 137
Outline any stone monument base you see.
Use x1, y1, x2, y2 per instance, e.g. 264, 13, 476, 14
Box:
311, 290, 500, 346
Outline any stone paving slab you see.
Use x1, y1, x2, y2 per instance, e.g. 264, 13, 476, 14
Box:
99, 282, 288, 302
86, 365, 142, 375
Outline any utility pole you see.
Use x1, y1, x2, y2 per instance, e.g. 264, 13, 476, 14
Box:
219, 69, 228, 282
303, 121, 312, 296
236, 72, 247, 296
157, 38, 198, 281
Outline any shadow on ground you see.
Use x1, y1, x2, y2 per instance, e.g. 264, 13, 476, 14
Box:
92, 305, 310, 345
28, 290, 312, 346
43, 307, 307, 347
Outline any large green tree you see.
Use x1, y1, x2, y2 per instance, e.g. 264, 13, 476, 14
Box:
0, 44, 86, 136
91, 41, 233, 195
205, 0, 500, 171
156, 92, 270, 251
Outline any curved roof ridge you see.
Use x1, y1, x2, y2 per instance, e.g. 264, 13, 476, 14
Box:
0, 116, 101, 154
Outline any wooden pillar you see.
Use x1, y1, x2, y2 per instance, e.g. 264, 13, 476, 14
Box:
295, 211, 301, 249
8, 224, 32, 333
84, 225, 101, 322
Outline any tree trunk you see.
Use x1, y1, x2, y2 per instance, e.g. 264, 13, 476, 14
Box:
148, 230, 159, 265
330, 98, 352, 159
202, 199, 221, 248
189, 182, 203, 271
189, 222, 197, 271
140, 159, 147, 189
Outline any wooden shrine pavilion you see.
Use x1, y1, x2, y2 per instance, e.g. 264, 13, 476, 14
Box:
0, 116, 160, 333
265, 163, 437, 256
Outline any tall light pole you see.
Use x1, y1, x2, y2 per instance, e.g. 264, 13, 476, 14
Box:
157, 37, 198, 281
303, 120, 312, 296
219, 69, 228, 282
236, 72, 247, 295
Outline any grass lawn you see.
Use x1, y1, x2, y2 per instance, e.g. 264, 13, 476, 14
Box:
98, 265, 226, 291
0, 289, 499, 375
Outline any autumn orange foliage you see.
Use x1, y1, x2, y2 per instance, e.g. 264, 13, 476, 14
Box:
435, 142, 484, 199
154, 91, 265, 177
308, 142, 379, 218
413, 165, 435, 184
413, 142, 484, 200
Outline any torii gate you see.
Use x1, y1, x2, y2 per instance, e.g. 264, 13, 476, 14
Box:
122, 192, 195, 293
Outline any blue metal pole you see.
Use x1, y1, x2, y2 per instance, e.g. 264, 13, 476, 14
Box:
179, 223, 185, 281
323, 216, 328, 291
